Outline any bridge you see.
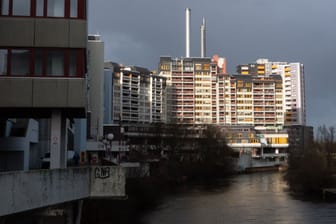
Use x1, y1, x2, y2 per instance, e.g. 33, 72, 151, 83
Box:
0, 166, 125, 218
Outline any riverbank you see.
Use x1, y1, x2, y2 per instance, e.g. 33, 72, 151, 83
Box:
81, 172, 235, 224
81, 177, 173, 224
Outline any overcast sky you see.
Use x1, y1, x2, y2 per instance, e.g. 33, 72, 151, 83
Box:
88, 0, 336, 128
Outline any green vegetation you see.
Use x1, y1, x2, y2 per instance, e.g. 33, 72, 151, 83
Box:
151, 124, 235, 183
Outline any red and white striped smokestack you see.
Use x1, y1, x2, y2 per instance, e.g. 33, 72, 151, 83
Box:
185, 8, 191, 58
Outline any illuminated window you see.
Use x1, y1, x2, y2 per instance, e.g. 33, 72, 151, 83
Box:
195, 64, 202, 71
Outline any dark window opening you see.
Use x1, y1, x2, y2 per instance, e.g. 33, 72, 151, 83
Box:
0, 0, 86, 19
0, 47, 85, 77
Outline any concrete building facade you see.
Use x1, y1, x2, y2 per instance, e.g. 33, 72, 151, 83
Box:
220, 74, 284, 127
87, 34, 104, 140
237, 59, 306, 126
158, 56, 283, 127
0, 0, 87, 118
104, 62, 167, 125
0, 0, 88, 170
159, 56, 219, 124
0, 2, 127, 219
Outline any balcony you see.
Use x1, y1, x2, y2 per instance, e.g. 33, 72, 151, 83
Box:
0, 166, 126, 216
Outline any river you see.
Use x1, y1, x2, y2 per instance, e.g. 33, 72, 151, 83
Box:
142, 172, 336, 224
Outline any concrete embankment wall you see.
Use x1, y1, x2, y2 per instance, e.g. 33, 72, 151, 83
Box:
0, 166, 125, 216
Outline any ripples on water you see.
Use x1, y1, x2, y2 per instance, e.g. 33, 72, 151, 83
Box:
143, 172, 336, 224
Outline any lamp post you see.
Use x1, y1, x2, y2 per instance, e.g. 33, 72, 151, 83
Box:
103, 133, 114, 161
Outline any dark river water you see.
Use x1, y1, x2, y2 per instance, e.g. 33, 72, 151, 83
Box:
142, 172, 336, 224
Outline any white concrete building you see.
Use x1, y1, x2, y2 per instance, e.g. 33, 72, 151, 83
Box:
87, 34, 105, 139
104, 62, 167, 125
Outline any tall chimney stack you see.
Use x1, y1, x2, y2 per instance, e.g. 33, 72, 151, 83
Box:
201, 17, 206, 58
185, 8, 191, 58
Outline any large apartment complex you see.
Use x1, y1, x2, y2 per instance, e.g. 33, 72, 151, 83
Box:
237, 59, 306, 125
104, 62, 166, 125
219, 74, 284, 127
158, 56, 305, 128
159, 56, 287, 127
159, 56, 224, 124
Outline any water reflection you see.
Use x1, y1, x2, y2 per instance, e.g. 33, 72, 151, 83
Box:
143, 172, 336, 224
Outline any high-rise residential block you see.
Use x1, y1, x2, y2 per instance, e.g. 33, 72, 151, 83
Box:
237, 59, 306, 126
159, 56, 283, 127
220, 74, 283, 127
104, 62, 166, 125
159, 56, 219, 124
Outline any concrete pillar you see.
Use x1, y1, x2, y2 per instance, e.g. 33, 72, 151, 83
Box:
50, 111, 67, 169
23, 142, 29, 171
75, 200, 83, 224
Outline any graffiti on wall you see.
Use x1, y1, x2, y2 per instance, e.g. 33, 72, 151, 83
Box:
95, 167, 110, 179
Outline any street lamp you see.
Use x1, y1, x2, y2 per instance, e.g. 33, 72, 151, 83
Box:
104, 133, 114, 161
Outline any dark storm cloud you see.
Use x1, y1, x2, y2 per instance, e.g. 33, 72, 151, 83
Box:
88, 0, 336, 128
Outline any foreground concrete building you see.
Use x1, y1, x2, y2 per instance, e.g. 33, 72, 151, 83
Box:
0, 1, 125, 221
0, 0, 87, 169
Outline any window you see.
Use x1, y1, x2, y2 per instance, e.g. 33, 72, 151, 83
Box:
0, 49, 8, 75
0, 0, 85, 18
0, 48, 84, 77
36, 0, 44, 16
1, 0, 9, 15
70, 0, 77, 18
46, 50, 64, 76
47, 0, 64, 17
34, 49, 43, 75
69, 50, 77, 76
11, 49, 30, 76
13, 0, 30, 16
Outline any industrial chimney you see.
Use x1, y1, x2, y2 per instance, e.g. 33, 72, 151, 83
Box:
201, 17, 206, 58
185, 8, 191, 57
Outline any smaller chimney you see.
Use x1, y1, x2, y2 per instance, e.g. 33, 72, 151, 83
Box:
201, 17, 206, 58
185, 8, 191, 58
